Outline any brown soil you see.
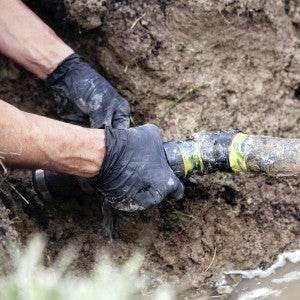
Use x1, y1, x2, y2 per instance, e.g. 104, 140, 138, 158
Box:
0, 0, 300, 297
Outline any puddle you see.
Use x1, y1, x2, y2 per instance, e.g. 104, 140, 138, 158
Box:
217, 250, 300, 300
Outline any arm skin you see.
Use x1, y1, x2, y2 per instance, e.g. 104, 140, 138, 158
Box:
0, 0, 73, 79
0, 100, 105, 178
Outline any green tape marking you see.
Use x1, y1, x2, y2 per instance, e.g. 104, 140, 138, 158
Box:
178, 140, 204, 177
229, 133, 249, 173
194, 141, 204, 173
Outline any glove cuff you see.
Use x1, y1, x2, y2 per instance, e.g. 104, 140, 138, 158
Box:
45, 53, 84, 87
88, 126, 128, 186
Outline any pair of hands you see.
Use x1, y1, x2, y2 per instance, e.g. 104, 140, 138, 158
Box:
46, 54, 184, 211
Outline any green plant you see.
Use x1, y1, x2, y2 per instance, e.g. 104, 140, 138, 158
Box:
159, 83, 210, 125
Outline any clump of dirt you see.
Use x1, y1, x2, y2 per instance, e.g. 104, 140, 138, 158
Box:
64, 0, 107, 30
0, 0, 300, 297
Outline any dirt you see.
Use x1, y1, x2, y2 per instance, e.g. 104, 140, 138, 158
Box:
0, 0, 300, 297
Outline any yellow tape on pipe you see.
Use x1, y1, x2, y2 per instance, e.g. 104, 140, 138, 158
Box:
229, 133, 249, 173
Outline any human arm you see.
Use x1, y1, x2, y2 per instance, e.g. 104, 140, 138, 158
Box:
0, 0, 130, 129
0, 100, 183, 211
0, 0, 73, 79
0, 100, 105, 177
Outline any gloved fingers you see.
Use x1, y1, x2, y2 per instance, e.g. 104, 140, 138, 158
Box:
132, 187, 163, 210
112, 116, 130, 129
167, 177, 185, 200
58, 112, 90, 127
132, 177, 184, 211
90, 112, 113, 129
46, 52, 132, 130
89, 100, 130, 129
54, 95, 90, 125
94, 107, 130, 129
90, 123, 184, 211
112, 99, 131, 129
109, 188, 161, 212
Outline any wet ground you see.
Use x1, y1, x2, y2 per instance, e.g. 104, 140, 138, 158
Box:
0, 0, 299, 297
224, 250, 300, 300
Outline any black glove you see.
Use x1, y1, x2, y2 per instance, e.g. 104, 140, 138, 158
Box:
88, 124, 184, 211
45, 53, 130, 129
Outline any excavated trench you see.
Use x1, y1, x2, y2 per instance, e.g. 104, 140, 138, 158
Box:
0, 0, 299, 297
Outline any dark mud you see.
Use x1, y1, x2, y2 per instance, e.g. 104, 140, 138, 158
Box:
0, 0, 299, 297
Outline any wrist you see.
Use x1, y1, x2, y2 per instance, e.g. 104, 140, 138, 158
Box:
29, 117, 106, 178
0, 0, 74, 80
50, 127, 106, 178
0, 100, 105, 177
81, 128, 106, 178
24, 112, 106, 178
45, 53, 84, 86
40, 46, 74, 79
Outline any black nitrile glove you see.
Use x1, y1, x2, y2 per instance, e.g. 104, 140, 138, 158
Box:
46, 53, 130, 129
88, 124, 184, 211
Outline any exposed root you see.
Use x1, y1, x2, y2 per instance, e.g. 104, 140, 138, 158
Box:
130, 13, 146, 30
0, 157, 7, 175
203, 248, 217, 273
0, 169, 30, 205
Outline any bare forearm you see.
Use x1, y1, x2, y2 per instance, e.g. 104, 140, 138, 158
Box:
0, 100, 105, 178
0, 0, 73, 79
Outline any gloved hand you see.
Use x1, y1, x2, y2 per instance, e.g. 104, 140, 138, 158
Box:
88, 124, 184, 211
45, 53, 130, 129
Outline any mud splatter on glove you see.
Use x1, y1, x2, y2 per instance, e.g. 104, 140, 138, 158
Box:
45, 53, 130, 129
88, 124, 184, 211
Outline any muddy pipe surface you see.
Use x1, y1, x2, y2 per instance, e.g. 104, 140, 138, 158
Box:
164, 131, 300, 178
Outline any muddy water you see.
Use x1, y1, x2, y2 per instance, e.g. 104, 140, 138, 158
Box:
218, 250, 300, 300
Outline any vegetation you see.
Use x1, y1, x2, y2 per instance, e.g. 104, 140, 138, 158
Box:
0, 236, 175, 300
